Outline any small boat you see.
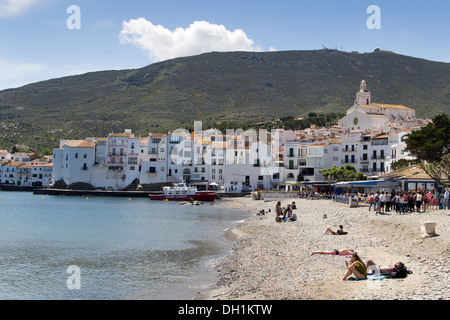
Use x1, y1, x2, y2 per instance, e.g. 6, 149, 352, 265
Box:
149, 182, 216, 201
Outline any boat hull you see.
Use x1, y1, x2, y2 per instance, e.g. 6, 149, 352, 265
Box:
149, 191, 216, 201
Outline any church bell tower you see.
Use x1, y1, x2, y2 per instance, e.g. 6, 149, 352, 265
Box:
356, 80, 371, 105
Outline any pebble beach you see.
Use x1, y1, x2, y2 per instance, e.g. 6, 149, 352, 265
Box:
197, 196, 449, 300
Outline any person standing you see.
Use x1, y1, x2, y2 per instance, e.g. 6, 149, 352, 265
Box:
380, 191, 386, 214
445, 189, 450, 210
416, 191, 423, 213
385, 191, 391, 212
368, 193, 374, 211
398, 192, 406, 214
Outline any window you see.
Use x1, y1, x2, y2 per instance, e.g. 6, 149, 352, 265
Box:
75, 153, 78, 158
149, 167, 156, 173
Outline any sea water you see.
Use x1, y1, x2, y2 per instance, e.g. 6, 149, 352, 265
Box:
0, 192, 249, 300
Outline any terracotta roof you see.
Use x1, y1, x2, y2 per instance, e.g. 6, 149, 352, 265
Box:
372, 103, 413, 111
379, 165, 433, 181
64, 140, 95, 148
367, 113, 389, 118
2, 161, 24, 167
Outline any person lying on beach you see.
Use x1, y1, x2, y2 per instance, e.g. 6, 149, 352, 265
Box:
256, 209, 265, 216
366, 259, 412, 278
310, 248, 354, 256
342, 252, 367, 281
324, 225, 347, 235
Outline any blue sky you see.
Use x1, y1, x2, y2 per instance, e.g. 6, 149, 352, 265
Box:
0, 0, 449, 90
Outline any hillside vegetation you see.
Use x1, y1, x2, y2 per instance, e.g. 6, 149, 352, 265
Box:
0, 49, 449, 152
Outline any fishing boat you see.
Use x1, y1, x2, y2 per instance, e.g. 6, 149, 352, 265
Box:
149, 182, 216, 201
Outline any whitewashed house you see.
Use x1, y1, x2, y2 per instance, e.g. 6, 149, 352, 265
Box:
53, 140, 96, 186
31, 163, 53, 187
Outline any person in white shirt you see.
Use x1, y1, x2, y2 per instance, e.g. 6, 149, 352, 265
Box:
379, 192, 386, 214
445, 189, 450, 210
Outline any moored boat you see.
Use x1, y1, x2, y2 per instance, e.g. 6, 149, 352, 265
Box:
149, 182, 216, 201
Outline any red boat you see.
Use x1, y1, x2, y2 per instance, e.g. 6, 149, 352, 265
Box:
149, 182, 216, 201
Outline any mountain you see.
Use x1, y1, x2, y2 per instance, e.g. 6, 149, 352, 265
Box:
0, 49, 449, 152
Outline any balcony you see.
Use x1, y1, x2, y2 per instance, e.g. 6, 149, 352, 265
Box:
371, 155, 385, 160
341, 160, 357, 164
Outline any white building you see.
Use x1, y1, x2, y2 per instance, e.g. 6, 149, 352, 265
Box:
53, 140, 96, 187
339, 80, 417, 132
31, 163, 53, 187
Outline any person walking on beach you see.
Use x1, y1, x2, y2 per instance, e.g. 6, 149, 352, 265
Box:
342, 252, 368, 281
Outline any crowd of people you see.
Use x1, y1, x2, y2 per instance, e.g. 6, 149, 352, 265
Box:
368, 188, 450, 214
273, 200, 297, 222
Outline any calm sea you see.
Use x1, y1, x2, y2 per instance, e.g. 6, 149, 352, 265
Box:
0, 192, 249, 300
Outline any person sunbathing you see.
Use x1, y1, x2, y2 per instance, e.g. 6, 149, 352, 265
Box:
366, 259, 412, 278
310, 248, 354, 256
324, 225, 347, 235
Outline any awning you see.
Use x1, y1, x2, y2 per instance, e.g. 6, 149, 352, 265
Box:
332, 180, 402, 188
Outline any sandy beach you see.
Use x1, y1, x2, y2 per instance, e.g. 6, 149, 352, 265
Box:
197, 196, 449, 300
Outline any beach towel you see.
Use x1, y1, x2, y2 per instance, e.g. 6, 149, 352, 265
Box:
347, 275, 388, 281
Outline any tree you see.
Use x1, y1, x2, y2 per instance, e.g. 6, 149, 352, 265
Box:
320, 165, 360, 182
419, 153, 450, 187
404, 114, 450, 163
391, 158, 416, 171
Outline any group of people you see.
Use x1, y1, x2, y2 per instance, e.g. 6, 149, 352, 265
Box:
274, 201, 297, 222
368, 188, 450, 214
311, 248, 412, 280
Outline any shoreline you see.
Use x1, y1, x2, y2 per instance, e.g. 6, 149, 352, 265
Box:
196, 196, 449, 300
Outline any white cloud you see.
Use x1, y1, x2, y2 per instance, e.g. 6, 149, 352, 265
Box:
0, 58, 44, 89
0, 0, 40, 17
119, 19, 262, 62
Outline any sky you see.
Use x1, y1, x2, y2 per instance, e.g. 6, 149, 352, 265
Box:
0, 0, 449, 90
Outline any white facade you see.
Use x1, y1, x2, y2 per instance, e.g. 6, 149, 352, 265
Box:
53, 140, 96, 186
339, 80, 417, 132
